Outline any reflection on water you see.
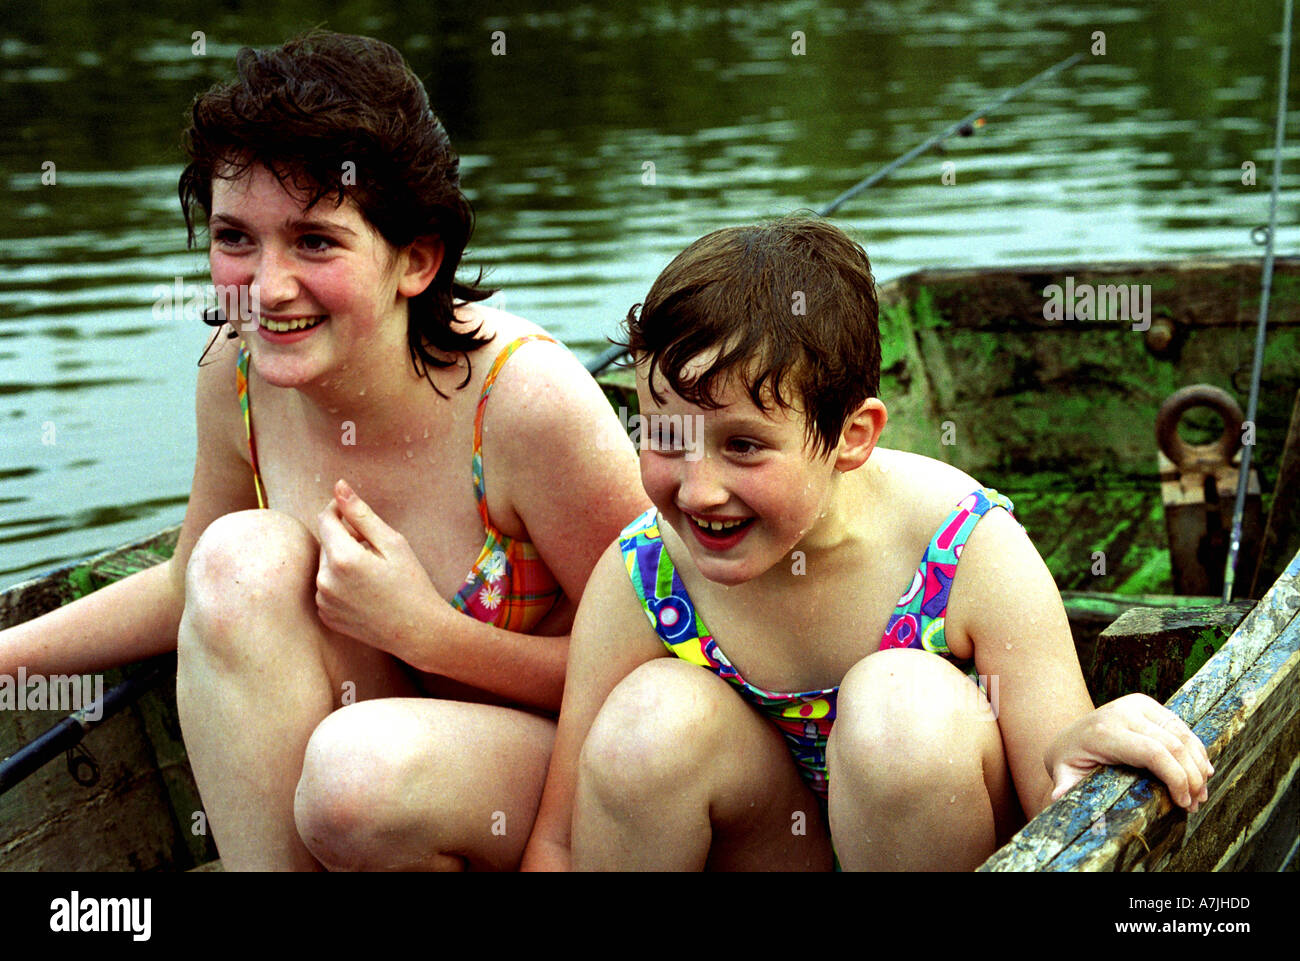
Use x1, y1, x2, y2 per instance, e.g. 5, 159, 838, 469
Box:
0, 0, 1296, 583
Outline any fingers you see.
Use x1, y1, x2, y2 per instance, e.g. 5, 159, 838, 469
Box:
334, 479, 391, 550
317, 501, 364, 557
1137, 701, 1213, 811
1112, 698, 1212, 812
1136, 697, 1213, 774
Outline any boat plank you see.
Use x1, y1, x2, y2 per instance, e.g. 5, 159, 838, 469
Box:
980, 547, 1300, 871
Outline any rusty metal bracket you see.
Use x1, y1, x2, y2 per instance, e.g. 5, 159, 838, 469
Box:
1156, 385, 1262, 595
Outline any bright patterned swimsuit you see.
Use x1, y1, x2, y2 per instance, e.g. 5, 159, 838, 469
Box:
619, 487, 1016, 800
235, 334, 563, 633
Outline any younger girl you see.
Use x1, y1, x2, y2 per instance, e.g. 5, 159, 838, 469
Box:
522, 216, 1212, 870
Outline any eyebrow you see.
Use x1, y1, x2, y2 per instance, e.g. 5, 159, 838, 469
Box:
640, 399, 779, 433
208, 213, 359, 238
714, 413, 782, 433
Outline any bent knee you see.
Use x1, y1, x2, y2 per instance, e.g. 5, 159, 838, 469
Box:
831, 649, 996, 788
181, 510, 317, 643
294, 703, 429, 870
579, 658, 730, 802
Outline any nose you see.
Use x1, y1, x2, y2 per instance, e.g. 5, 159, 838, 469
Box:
676, 450, 729, 513
252, 245, 300, 309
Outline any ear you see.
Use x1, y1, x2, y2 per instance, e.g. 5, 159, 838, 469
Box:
833, 397, 888, 472
396, 237, 444, 299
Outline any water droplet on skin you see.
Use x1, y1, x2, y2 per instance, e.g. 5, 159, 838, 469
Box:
359, 388, 366, 396
423, 429, 429, 439
404, 434, 411, 443
314, 474, 321, 483
949, 795, 956, 804
406, 450, 414, 459
1005, 643, 1013, 650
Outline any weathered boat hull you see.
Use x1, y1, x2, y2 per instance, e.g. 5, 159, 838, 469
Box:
0, 527, 212, 871
980, 547, 1300, 871
4, 257, 1298, 870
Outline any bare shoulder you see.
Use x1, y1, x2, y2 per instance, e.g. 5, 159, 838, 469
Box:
173, 333, 261, 571
194, 333, 251, 463
469, 306, 629, 469
572, 537, 666, 666
870, 448, 1039, 653
463, 303, 650, 595
456, 301, 556, 357
869, 447, 988, 526
454, 302, 605, 411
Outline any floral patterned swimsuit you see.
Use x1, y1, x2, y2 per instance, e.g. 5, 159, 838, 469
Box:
235, 334, 563, 633
618, 487, 1017, 799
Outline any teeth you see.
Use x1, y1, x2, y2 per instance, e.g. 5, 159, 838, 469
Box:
261, 315, 325, 333
693, 516, 748, 532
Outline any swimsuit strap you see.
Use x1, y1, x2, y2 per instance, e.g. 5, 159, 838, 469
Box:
618, 507, 837, 798
470, 334, 558, 528
880, 486, 1017, 657
235, 344, 268, 509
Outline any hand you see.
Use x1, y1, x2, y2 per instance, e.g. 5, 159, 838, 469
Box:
1045, 693, 1213, 812
315, 479, 451, 663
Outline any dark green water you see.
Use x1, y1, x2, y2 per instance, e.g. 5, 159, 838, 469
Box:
0, 0, 1296, 584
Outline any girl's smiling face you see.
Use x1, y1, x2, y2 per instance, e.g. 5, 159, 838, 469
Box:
635, 357, 849, 587
207, 164, 428, 389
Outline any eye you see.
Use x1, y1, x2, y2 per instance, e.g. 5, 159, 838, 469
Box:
299, 233, 337, 252
641, 415, 688, 455
211, 228, 247, 248
649, 423, 681, 450
726, 438, 762, 457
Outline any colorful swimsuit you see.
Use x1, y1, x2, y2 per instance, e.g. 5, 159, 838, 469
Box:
618, 487, 1016, 799
235, 334, 563, 633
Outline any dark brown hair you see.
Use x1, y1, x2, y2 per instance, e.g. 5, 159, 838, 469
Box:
624, 215, 880, 458
178, 30, 493, 390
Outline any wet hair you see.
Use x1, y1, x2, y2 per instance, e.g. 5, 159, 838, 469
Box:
623, 214, 881, 458
178, 30, 494, 391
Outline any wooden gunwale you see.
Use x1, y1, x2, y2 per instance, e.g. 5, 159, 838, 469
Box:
979, 547, 1300, 871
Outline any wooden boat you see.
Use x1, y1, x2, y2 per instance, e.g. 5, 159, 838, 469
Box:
3, 256, 1298, 871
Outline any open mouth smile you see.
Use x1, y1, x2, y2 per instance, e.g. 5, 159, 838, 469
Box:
684, 512, 755, 549
259, 314, 328, 333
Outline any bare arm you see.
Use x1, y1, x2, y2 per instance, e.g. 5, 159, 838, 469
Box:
520, 542, 667, 870
0, 339, 259, 678
956, 509, 1211, 820
953, 509, 1096, 820
439, 341, 649, 707
313, 341, 650, 711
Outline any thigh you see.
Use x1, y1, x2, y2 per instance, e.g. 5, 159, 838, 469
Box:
828, 648, 1021, 868
183, 507, 422, 704
578, 659, 833, 871
300, 697, 556, 871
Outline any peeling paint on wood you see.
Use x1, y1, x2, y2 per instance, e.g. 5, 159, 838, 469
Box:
980, 548, 1300, 871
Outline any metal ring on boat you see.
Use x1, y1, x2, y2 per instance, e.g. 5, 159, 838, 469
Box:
1155, 384, 1244, 471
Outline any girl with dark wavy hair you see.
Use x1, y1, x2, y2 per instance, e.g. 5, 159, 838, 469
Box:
0, 30, 648, 871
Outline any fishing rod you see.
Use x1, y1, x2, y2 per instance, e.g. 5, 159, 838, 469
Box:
1222, 0, 1293, 603
0, 654, 175, 795
586, 50, 1086, 376
817, 51, 1083, 217
0, 345, 623, 797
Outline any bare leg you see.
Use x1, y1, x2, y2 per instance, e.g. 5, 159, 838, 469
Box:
294, 698, 555, 871
827, 648, 1020, 871
176, 510, 419, 871
572, 658, 831, 871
